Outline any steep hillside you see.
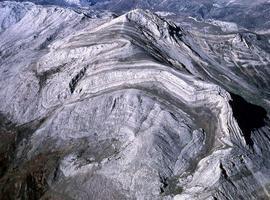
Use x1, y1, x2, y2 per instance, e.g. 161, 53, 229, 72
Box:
0, 2, 269, 200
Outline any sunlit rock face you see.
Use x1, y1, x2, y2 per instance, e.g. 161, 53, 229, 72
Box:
0, 1, 270, 200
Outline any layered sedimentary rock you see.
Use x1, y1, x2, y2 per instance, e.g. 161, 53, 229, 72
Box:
0, 2, 269, 200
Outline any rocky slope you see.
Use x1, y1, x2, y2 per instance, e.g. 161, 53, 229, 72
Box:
11, 0, 270, 30
0, 1, 270, 200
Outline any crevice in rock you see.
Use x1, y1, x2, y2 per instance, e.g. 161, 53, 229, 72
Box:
111, 98, 117, 112
36, 63, 66, 90
159, 174, 183, 196
159, 175, 168, 194
38, 31, 59, 50
69, 66, 87, 94
229, 93, 267, 146
220, 163, 229, 179
168, 24, 183, 39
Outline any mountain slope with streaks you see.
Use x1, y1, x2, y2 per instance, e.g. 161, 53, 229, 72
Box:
0, 2, 269, 200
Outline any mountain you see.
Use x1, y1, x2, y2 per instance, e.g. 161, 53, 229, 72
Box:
92, 0, 270, 30
0, 1, 270, 200
9, 0, 270, 30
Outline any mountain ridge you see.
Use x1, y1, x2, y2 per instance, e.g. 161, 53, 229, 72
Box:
8, 0, 270, 30
0, 2, 270, 200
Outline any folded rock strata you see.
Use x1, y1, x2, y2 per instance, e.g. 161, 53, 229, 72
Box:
0, 2, 269, 200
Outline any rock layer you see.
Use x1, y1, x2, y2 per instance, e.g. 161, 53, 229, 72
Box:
0, 2, 270, 200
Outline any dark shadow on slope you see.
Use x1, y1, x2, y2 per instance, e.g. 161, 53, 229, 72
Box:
229, 93, 267, 146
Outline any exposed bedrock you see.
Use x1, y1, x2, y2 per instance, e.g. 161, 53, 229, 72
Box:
0, 2, 270, 200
